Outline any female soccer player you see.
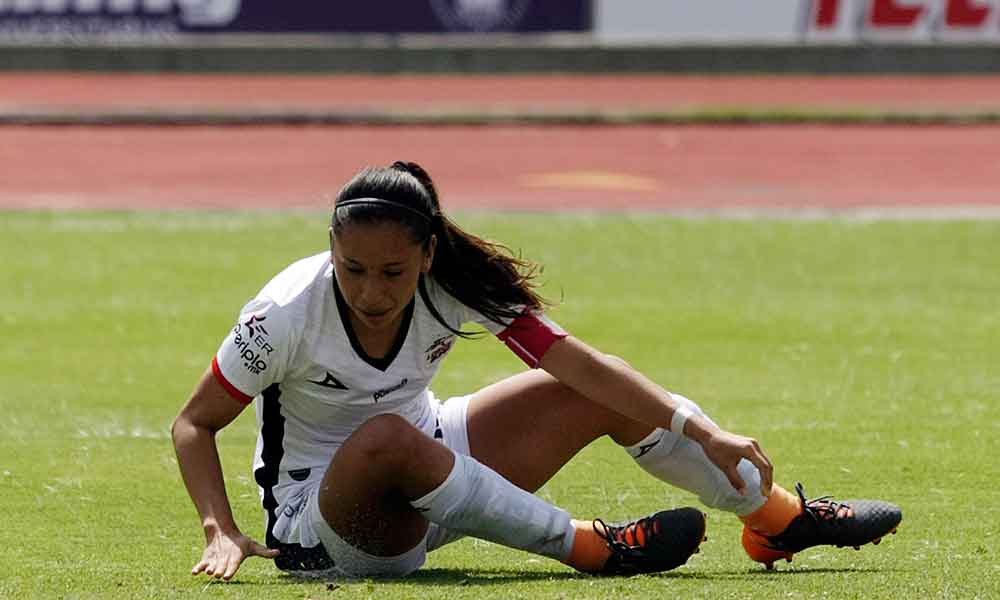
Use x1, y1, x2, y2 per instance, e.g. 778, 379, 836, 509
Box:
172, 161, 901, 581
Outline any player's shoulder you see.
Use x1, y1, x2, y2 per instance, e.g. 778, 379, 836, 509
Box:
427, 274, 484, 305
419, 275, 528, 335
239, 252, 331, 331
258, 252, 331, 307
419, 275, 467, 316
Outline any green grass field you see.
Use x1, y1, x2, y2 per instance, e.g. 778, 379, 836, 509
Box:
2, 211, 997, 599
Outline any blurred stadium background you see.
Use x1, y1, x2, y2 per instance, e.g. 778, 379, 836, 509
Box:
3, 0, 1000, 72
1, 0, 1000, 215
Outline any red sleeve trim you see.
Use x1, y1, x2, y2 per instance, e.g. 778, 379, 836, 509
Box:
211, 356, 254, 404
496, 311, 569, 368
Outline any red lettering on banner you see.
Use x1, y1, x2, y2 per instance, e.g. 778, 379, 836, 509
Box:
806, 0, 998, 35
870, 0, 924, 26
814, 0, 840, 27
946, 0, 991, 27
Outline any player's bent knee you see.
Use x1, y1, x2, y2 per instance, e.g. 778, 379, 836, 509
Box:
345, 414, 428, 466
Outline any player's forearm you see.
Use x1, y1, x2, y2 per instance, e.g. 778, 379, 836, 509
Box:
171, 417, 240, 537
597, 354, 720, 444
541, 336, 719, 443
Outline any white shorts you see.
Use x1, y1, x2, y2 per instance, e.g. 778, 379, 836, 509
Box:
272, 394, 472, 578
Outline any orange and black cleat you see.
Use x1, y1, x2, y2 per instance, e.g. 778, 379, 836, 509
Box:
742, 483, 902, 570
595, 507, 707, 575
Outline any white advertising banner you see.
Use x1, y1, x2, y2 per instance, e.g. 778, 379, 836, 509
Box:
596, 0, 1000, 42
595, 0, 803, 42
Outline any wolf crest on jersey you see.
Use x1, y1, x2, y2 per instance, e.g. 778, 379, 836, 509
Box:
424, 335, 455, 365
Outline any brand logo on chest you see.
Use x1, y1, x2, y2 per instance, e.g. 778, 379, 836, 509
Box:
309, 371, 349, 390
372, 378, 408, 403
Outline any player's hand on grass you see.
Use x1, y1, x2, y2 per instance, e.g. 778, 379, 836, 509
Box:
192, 528, 279, 581
700, 429, 774, 499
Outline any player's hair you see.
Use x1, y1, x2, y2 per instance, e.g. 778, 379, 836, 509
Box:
331, 161, 547, 336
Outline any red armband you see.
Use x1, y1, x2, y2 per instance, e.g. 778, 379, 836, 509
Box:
496, 311, 568, 368
211, 356, 254, 404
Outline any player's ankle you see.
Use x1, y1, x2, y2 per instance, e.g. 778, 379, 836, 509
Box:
739, 484, 802, 536
564, 519, 611, 573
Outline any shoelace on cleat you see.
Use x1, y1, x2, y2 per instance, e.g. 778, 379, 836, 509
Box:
593, 516, 660, 558
794, 482, 855, 526
755, 483, 856, 553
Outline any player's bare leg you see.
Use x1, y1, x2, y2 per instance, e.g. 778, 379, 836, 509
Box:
466, 369, 652, 491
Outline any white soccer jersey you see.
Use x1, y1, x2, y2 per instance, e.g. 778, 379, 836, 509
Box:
212, 251, 567, 547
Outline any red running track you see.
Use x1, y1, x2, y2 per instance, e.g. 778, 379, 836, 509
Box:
2, 125, 998, 212
3, 73, 1000, 112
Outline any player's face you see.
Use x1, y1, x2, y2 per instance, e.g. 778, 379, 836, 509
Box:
331, 222, 435, 334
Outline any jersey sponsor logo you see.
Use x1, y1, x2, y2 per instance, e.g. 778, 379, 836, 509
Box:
243, 314, 269, 338
231, 313, 274, 375
424, 335, 455, 365
308, 371, 349, 390
372, 378, 408, 403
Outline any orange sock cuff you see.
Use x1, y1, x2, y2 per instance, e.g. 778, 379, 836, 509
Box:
739, 484, 802, 537
564, 520, 612, 573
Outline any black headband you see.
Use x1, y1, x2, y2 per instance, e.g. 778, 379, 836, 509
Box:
334, 197, 432, 223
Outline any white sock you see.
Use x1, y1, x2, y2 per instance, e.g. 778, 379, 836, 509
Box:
410, 452, 575, 561
625, 394, 767, 516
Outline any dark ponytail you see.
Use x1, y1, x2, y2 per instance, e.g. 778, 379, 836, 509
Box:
332, 161, 548, 337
